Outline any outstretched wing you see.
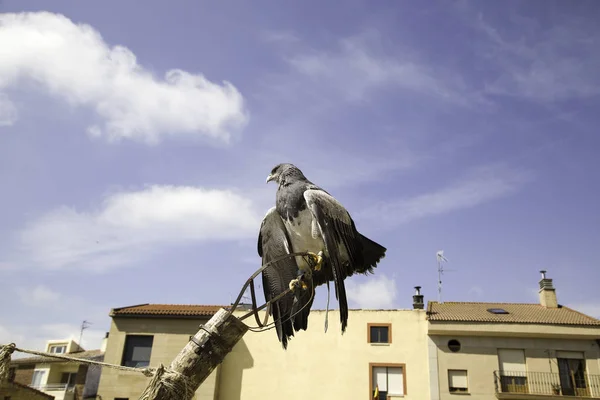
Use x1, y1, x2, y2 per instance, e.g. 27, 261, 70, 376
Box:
257, 207, 313, 349
303, 188, 365, 332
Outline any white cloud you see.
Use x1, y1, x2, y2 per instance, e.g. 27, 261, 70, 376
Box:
16, 185, 263, 271
285, 30, 476, 105
0, 323, 106, 357
0, 12, 248, 144
346, 274, 397, 309
260, 30, 300, 45
474, 12, 600, 102
0, 325, 27, 358
17, 284, 61, 307
357, 164, 533, 227
0, 93, 17, 126
0, 262, 16, 271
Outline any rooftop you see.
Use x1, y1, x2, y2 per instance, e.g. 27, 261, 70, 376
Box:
10, 349, 104, 365
427, 301, 600, 326
1, 380, 54, 399
110, 303, 229, 317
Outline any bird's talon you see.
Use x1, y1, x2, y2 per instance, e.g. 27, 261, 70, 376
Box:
289, 278, 300, 291
310, 251, 324, 271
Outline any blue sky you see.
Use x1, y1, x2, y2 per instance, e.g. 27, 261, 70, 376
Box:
1, 0, 599, 352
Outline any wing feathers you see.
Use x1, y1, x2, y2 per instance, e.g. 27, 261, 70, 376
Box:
258, 207, 312, 348
304, 189, 365, 332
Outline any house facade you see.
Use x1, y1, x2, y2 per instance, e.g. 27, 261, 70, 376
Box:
97, 303, 430, 400
96, 271, 600, 400
427, 272, 600, 399
97, 304, 226, 400
8, 338, 105, 400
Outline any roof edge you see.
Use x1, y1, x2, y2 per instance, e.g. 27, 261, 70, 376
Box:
109, 303, 150, 317
6, 380, 55, 399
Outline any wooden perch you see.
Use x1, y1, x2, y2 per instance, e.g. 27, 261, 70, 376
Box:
139, 308, 248, 400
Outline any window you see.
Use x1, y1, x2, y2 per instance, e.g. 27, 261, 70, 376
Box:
556, 351, 588, 396
60, 372, 77, 388
448, 339, 461, 352
487, 308, 509, 314
49, 345, 67, 354
448, 370, 468, 393
370, 363, 405, 399
368, 324, 391, 344
498, 349, 528, 393
31, 370, 46, 388
121, 335, 153, 367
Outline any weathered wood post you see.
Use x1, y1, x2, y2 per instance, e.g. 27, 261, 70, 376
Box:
138, 308, 248, 400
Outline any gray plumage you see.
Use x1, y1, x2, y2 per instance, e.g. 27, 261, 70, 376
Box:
261, 163, 386, 342
258, 207, 315, 349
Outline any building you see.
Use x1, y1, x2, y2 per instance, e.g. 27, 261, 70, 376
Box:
97, 304, 230, 400
96, 271, 600, 400
0, 373, 54, 400
427, 271, 600, 399
97, 302, 430, 400
9, 338, 106, 400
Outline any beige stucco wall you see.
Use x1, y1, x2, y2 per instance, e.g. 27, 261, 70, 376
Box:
45, 362, 79, 384
430, 333, 600, 400
220, 308, 431, 400
95, 306, 600, 400
97, 315, 218, 400
97, 308, 431, 400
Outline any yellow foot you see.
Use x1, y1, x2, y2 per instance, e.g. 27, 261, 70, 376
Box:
289, 278, 300, 291
308, 251, 324, 271
289, 277, 309, 291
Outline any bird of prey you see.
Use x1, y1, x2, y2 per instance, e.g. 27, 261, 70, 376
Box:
259, 163, 386, 346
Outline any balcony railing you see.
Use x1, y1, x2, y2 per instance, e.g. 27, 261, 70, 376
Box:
31, 383, 76, 392
494, 370, 600, 398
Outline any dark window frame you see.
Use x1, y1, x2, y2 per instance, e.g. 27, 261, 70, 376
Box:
368, 323, 392, 344
121, 335, 154, 368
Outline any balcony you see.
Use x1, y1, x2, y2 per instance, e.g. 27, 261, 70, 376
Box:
494, 370, 600, 398
30, 383, 76, 400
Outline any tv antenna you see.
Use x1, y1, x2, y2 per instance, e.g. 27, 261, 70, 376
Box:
436, 250, 454, 303
79, 320, 92, 348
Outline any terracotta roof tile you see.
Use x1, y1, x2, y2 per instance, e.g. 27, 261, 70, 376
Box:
10, 349, 104, 365
427, 301, 600, 326
110, 303, 229, 317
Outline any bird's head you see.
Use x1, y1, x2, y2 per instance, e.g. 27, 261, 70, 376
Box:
266, 163, 306, 185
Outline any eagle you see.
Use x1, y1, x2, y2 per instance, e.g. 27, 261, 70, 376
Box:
258, 163, 387, 348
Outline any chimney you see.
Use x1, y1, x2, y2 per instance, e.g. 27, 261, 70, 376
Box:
538, 270, 558, 308
413, 286, 424, 309
101, 332, 109, 352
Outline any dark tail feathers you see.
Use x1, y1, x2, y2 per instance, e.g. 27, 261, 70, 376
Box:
358, 234, 387, 273
273, 301, 295, 350
274, 287, 314, 350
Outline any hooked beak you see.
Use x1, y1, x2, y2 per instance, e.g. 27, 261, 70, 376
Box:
266, 174, 275, 183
